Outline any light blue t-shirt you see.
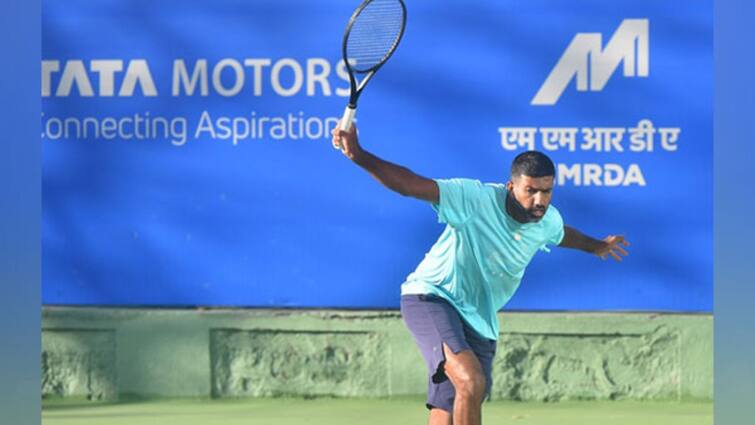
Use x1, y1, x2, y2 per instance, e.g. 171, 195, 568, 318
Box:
400, 178, 565, 341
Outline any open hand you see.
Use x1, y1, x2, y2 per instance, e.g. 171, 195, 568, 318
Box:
594, 235, 630, 261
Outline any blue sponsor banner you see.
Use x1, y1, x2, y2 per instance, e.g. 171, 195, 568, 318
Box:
42, 0, 712, 311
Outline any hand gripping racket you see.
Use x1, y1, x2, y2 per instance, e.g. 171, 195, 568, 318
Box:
338, 0, 407, 134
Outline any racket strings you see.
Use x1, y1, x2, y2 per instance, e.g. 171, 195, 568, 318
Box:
346, 0, 405, 72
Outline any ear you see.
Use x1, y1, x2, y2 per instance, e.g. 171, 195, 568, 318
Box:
506, 181, 513, 191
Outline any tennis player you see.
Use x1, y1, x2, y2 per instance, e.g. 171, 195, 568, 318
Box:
332, 124, 629, 425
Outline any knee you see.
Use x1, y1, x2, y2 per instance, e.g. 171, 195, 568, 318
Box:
447, 366, 486, 402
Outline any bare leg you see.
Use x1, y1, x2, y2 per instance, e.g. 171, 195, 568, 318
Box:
442, 343, 486, 425
428, 407, 453, 425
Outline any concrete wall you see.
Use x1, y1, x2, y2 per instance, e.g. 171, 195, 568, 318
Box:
41, 307, 712, 402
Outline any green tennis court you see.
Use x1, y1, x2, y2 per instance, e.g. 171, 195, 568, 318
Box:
42, 397, 712, 425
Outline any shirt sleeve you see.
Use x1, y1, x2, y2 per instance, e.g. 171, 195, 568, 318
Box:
431, 178, 485, 227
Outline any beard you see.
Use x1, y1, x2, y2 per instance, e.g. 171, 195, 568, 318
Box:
505, 190, 546, 224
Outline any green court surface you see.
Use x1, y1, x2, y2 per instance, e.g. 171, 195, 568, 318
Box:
42, 397, 712, 425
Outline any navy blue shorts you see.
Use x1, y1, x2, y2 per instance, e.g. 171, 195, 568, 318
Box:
400, 294, 497, 413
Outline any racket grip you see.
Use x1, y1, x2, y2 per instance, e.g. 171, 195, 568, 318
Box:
339, 105, 357, 132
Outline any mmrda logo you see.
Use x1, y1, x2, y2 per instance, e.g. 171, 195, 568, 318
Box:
531, 19, 649, 106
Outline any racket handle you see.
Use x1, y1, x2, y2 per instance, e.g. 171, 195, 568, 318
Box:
339, 105, 357, 132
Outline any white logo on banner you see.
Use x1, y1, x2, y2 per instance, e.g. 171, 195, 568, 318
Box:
531, 19, 649, 106
41, 58, 352, 145
41, 58, 350, 98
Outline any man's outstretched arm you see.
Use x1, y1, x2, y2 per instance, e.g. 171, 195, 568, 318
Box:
332, 124, 439, 203
559, 225, 630, 261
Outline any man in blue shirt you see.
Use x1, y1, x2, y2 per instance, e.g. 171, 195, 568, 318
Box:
333, 126, 629, 425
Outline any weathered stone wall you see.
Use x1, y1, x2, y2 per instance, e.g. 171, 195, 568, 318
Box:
41, 308, 712, 401
41, 329, 117, 400
210, 330, 388, 397
494, 327, 680, 401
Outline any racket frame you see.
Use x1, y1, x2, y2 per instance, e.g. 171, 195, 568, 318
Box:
339, 0, 407, 132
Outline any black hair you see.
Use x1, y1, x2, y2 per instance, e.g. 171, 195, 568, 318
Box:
510, 151, 555, 179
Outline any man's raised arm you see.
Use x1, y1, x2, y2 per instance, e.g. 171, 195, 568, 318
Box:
332, 124, 439, 203
559, 225, 630, 262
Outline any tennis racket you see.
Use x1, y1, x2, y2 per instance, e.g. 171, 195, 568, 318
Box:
338, 0, 407, 136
